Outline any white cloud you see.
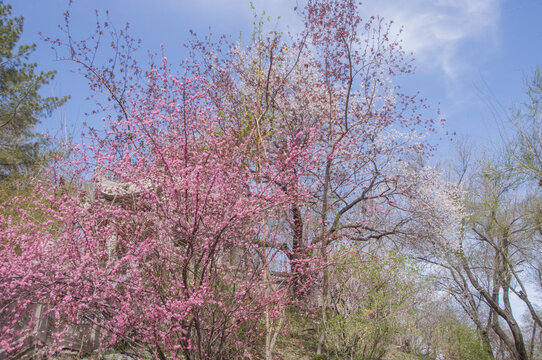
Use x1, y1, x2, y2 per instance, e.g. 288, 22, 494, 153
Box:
362, 0, 501, 78
162, 0, 501, 79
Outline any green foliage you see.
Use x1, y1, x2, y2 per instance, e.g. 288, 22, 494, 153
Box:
0, 1, 68, 180
324, 250, 417, 360
437, 321, 492, 360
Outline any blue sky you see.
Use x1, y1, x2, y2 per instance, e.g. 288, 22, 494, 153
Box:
11, 0, 542, 154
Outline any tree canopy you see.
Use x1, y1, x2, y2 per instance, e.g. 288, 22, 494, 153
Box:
0, 1, 540, 360
0, 1, 67, 180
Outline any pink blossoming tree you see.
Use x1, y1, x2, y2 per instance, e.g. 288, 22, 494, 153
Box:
0, 52, 316, 359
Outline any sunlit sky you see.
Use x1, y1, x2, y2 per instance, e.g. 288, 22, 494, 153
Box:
12, 0, 542, 156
